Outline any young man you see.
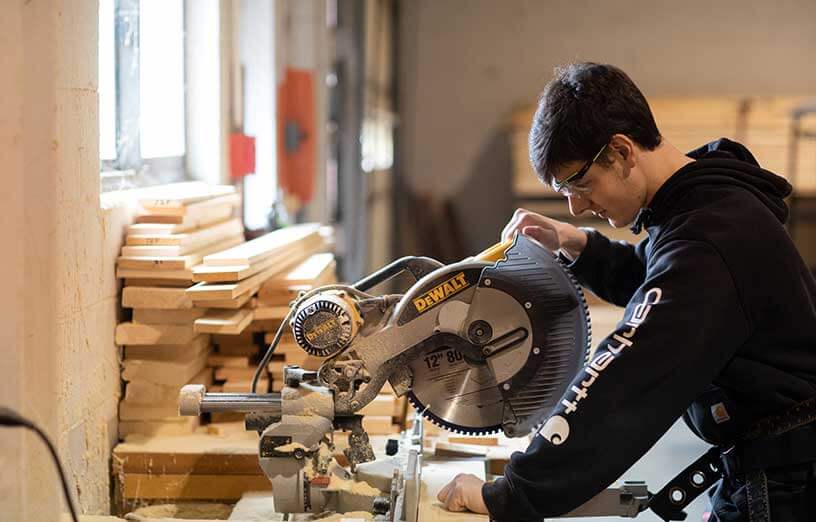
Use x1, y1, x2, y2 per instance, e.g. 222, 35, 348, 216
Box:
438, 63, 816, 521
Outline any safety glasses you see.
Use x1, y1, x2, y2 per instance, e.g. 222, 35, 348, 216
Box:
551, 144, 608, 195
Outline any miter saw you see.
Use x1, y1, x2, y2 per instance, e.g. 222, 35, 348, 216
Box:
179, 235, 653, 520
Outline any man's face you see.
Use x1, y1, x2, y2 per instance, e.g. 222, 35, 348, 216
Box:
551, 154, 643, 228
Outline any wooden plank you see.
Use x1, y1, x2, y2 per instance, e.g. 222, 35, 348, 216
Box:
207, 354, 250, 368
124, 367, 213, 404
122, 286, 194, 310
121, 473, 270, 500
132, 308, 207, 325
115, 322, 197, 346
113, 433, 261, 474
124, 335, 211, 361
192, 285, 259, 309
122, 350, 209, 386
362, 416, 398, 435
117, 267, 194, 282
124, 278, 192, 288
126, 205, 233, 236
134, 195, 240, 226
117, 236, 243, 271
124, 217, 243, 252
119, 401, 179, 421
118, 417, 199, 438
203, 223, 322, 267
417, 460, 488, 522
194, 308, 254, 335
186, 258, 292, 301
252, 305, 289, 321
139, 183, 237, 215
216, 343, 259, 357
215, 366, 260, 381
262, 253, 336, 290
221, 379, 269, 393
192, 242, 316, 283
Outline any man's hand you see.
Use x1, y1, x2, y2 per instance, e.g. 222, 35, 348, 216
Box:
501, 208, 588, 260
437, 473, 489, 514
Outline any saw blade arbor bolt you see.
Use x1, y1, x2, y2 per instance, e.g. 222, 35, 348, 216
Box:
468, 320, 493, 345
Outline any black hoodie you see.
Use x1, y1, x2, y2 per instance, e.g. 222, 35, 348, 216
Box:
482, 138, 816, 520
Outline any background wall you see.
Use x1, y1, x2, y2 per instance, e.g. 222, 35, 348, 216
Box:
398, 0, 816, 254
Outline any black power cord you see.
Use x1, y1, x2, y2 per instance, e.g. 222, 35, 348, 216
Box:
0, 406, 80, 522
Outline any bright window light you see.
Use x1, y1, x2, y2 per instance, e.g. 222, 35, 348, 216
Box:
139, 0, 186, 158
98, 0, 117, 161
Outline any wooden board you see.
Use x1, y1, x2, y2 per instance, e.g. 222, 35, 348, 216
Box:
117, 235, 244, 271
186, 260, 290, 301
122, 350, 209, 386
113, 432, 261, 474
221, 379, 269, 393
203, 223, 322, 267
120, 473, 270, 500
216, 343, 259, 356
139, 183, 237, 215
192, 236, 321, 283
192, 286, 259, 309
124, 367, 212, 404
126, 205, 233, 236
417, 459, 488, 521
132, 308, 207, 325
118, 417, 199, 438
206, 354, 250, 368
124, 278, 193, 288
361, 416, 398, 435
194, 308, 255, 335
117, 267, 194, 282
122, 286, 194, 310
252, 305, 289, 321
119, 401, 179, 421
215, 366, 260, 381
123, 217, 243, 253
262, 253, 336, 290
115, 322, 197, 346
359, 395, 396, 417
124, 335, 211, 361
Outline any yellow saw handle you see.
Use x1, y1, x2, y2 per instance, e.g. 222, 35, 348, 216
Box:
474, 238, 514, 263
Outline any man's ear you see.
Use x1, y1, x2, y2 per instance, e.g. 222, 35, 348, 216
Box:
609, 134, 637, 171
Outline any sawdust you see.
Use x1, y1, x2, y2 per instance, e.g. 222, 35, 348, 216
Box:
325, 474, 382, 496
124, 502, 233, 520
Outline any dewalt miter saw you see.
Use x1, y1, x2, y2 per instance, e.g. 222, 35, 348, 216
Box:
180, 235, 650, 519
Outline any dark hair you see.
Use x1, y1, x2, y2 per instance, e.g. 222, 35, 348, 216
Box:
529, 63, 662, 185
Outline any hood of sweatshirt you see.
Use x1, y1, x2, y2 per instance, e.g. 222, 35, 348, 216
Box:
630, 138, 792, 234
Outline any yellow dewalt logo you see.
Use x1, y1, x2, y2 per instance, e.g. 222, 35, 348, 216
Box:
412, 272, 469, 313
305, 317, 339, 342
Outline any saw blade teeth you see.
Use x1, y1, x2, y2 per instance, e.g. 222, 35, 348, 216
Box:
405, 391, 502, 436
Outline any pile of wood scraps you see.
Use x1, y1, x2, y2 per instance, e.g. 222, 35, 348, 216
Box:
115, 183, 245, 438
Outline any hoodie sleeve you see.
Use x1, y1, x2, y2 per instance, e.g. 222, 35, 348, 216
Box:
563, 229, 648, 307
482, 239, 751, 521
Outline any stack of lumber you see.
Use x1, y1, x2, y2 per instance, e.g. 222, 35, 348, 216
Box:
189, 226, 335, 405
509, 96, 816, 197
112, 432, 267, 512
114, 183, 244, 438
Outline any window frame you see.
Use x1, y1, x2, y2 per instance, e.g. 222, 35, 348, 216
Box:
100, 0, 188, 190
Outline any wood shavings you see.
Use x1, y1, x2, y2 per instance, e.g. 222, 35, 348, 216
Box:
274, 441, 309, 453
309, 511, 373, 521
325, 474, 382, 496
124, 502, 233, 520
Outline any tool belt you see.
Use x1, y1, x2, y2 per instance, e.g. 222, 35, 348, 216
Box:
648, 396, 816, 521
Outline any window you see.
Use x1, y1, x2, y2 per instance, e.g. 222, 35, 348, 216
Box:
99, 0, 187, 189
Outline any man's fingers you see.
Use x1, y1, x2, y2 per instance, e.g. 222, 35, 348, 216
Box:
437, 482, 452, 503
522, 225, 559, 250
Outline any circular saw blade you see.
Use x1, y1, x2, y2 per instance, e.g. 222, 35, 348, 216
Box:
406, 345, 505, 435
405, 236, 590, 436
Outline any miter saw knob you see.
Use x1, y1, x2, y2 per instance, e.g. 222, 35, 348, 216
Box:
291, 292, 363, 357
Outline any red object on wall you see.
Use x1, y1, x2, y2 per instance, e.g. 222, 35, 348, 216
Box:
229, 133, 256, 180
277, 67, 316, 203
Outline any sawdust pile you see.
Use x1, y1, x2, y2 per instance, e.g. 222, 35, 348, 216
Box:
310, 511, 373, 521
124, 502, 233, 520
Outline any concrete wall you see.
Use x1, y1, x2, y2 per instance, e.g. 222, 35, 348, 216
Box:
398, 0, 816, 253
0, 1, 125, 519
